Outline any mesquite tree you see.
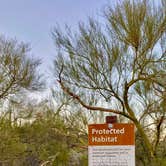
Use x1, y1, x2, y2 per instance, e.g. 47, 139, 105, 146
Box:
53, 0, 166, 163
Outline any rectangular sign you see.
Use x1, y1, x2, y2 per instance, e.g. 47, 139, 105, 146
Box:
89, 145, 135, 166
88, 123, 135, 166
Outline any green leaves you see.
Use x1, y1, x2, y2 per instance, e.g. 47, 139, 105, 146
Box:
0, 107, 88, 166
53, 0, 166, 162
0, 36, 43, 100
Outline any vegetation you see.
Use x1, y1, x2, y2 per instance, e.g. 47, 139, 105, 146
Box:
0, 99, 89, 166
0, 36, 42, 101
53, 0, 166, 165
0, 0, 166, 166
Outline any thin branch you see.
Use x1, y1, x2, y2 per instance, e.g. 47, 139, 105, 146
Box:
154, 115, 165, 154
0, 77, 16, 99
57, 69, 134, 121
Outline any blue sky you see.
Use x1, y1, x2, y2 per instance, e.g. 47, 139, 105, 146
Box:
0, 0, 112, 84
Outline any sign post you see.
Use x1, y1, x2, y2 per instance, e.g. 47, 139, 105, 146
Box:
88, 123, 135, 166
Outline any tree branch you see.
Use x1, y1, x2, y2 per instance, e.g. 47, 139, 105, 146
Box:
154, 115, 165, 155
57, 68, 134, 121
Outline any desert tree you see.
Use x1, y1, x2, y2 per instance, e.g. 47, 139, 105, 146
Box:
53, 0, 166, 163
0, 36, 43, 101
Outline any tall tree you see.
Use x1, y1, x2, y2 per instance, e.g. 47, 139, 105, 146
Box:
53, 0, 166, 163
0, 36, 42, 100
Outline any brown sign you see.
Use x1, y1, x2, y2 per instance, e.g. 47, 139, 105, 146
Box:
88, 123, 135, 146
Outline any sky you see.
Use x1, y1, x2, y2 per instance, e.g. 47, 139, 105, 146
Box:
0, 0, 112, 85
